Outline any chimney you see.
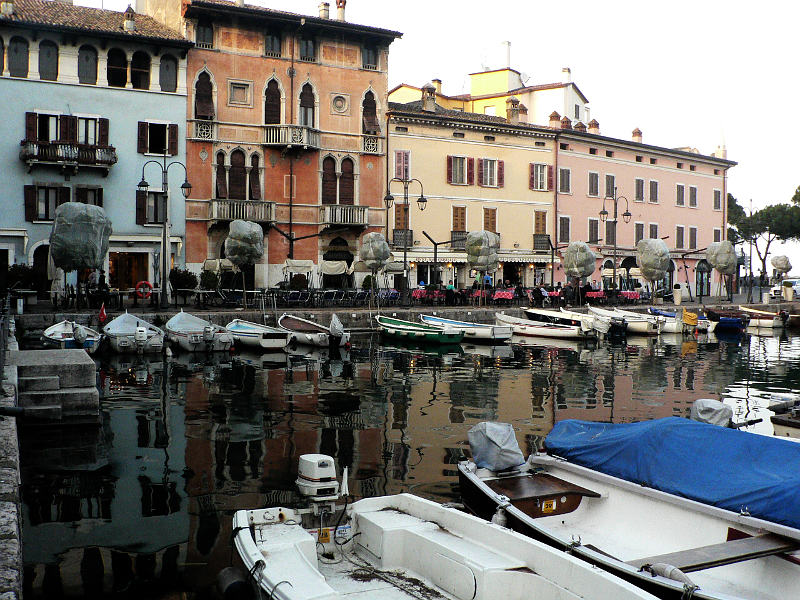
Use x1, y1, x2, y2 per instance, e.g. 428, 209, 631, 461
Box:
574, 121, 586, 133
588, 119, 600, 135
549, 111, 561, 129
421, 82, 436, 112
713, 143, 727, 159
0, 0, 14, 15
123, 5, 136, 31
503, 40, 511, 68
562, 67, 571, 83
632, 127, 642, 143
560, 115, 572, 130
518, 103, 528, 123
585, 106, 590, 123
432, 78, 442, 94
318, 2, 329, 18
506, 96, 520, 125
336, 0, 346, 21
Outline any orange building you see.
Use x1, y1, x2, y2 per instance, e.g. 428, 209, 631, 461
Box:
139, 0, 401, 287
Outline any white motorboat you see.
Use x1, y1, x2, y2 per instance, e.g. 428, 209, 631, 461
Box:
460, 419, 800, 600
420, 314, 513, 342
614, 306, 683, 334
738, 305, 785, 329
559, 307, 628, 338
165, 310, 233, 352
225, 318, 290, 349
102, 311, 164, 354
496, 312, 594, 339
42, 320, 102, 354
589, 306, 659, 335
278, 313, 350, 347
232, 454, 658, 600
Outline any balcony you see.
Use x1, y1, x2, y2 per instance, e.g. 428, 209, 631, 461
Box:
393, 229, 413, 248
190, 119, 217, 141
450, 230, 467, 250
263, 124, 320, 150
320, 204, 369, 227
361, 135, 383, 155
19, 141, 117, 175
211, 200, 276, 223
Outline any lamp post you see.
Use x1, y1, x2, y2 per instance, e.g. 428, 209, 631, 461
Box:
137, 153, 191, 309
599, 186, 631, 298
384, 177, 426, 304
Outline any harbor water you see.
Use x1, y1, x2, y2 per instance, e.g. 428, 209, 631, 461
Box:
18, 330, 800, 598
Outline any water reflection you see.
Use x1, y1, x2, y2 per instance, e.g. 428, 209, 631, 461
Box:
19, 331, 800, 598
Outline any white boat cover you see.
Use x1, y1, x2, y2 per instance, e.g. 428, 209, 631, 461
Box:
329, 313, 344, 337
166, 310, 220, 332
283, 259, 315, 274
468, 422, 525, 471
103, 312, 162, 336
690, 398, 733, 427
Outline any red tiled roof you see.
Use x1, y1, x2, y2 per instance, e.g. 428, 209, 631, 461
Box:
0, 0, 189, 45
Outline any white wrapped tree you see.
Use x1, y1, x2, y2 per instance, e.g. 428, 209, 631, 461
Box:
224, 220, 264, 307
707, 240, 737, 299
636, 238, 670, 302
466, 231, 499, 305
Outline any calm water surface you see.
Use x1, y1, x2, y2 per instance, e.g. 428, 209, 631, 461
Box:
19, 331, 800, 598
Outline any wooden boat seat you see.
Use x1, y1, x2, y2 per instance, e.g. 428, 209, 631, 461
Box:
627, 533, 800, 573
486, 473, 601, 518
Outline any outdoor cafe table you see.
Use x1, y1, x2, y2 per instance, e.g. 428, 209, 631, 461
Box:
585, 291, 606, 299
620, 291, 640, 301
492, 290, 514, 304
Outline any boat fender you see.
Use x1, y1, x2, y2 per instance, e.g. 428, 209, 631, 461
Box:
216, 566, 250, 600
135, 280, 153, 299
644, 563, 695, 586
491, 507, 507, 527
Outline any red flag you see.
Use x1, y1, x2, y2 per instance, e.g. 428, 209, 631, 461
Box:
99, 303, 107, 324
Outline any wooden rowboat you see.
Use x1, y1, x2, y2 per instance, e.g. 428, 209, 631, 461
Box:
376, 315, 464, 344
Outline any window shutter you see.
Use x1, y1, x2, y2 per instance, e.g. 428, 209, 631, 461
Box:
24, 185, 36, 222
467, 158, 474, 185
76, 187, 87, 204
98, 118, 109, 146
137, 121, 148, 153
249, 168, 261, 201
68, 116, 78, 143
168, 124, 179, 156
59, 115, 70, 142
497, 160, 504, 188
58, 187, 70, 206
25, 112, 37, 142
446, 155, 453, 184
477, 159, 484, 187
216, 164, 228, 199
529, 164, 535, 190
96, 188, 103, 207
136, 191, 147, 225
394, 151, 404, 180
547, 165, 554, 191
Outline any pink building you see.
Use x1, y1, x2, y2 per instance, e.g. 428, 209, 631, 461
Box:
552, 117, 736, 296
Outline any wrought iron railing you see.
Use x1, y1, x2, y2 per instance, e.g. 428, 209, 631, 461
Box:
320, 204, 369, 226
211, 200, 276, 222
19, 141, 118, 166
361, 135, 382, 154
264, 124, 320, 148
450, 231, 467, 250
393, 229, 413, 248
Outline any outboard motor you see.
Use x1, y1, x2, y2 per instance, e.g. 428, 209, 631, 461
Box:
134, 326, 148, 353
72, 323, 88, 346
296, 453, 347, 517
202, 325, 215, 350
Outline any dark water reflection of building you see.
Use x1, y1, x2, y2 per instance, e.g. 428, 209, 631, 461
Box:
19, 331, 800, 598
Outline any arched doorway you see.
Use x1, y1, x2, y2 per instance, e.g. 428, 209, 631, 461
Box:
322, 237, 353, 288
696, 260, 712, 297
32, 244, 50, 299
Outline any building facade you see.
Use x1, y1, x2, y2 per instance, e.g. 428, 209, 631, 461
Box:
0, 0, 191, 293
140, 0, 401, 288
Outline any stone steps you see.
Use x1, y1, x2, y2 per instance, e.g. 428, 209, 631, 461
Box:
18, 375, 60, 392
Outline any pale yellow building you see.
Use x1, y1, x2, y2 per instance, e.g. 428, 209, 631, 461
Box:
386, 85, 558, 288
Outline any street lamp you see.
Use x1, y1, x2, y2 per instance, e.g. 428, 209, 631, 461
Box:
385, 177, 426, 304
599, 186, 631, 298
137, 154, 191, 308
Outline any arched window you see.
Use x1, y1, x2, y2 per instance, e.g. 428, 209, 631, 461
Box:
195, 71, 215, 120
38, 40, 58, 81
249, 154, 261, 201
78, 45, 98, 84
159, 54, 177, 92
215, 152, 227, 199
340, 158, 354, 205
362, 91, 379, 134
8, 37, 29, 78
107, 48, 127, 87
264, 79, 280, 124
131, 51, 150, 89
299, 83, 315, 127
228, 150, 247, 200
321, 157, 336, 205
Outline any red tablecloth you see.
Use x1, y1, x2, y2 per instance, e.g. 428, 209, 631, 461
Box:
492, 290, 514, 300
412, 289, 444, 300
548, 291, 561, 297
620, 291, 640, 300
586, 291, 606, 299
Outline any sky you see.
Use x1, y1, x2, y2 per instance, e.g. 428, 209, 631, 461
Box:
85, 0, 800, 272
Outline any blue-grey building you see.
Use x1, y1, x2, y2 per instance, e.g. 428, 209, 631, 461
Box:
0, 0, 191, 293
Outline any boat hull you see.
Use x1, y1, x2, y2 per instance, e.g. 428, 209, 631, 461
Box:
42, 321, 102, 354
420, 315, 512, 342
106, 333, 164, 354
166, 329, 233, 352
497, 313, 592, 339
225, 320, 290, 349
278, 313, 350, 348
377, 316, 464, 344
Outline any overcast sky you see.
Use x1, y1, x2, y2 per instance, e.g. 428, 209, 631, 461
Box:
87, 0, 800, 271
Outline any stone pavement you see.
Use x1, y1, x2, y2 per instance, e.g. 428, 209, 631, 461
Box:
0, 328, 21, 600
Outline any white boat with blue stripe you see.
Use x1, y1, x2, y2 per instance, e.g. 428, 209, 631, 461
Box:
420, 315, 512, 342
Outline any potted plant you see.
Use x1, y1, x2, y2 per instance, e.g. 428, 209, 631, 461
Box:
200, 269, 219, 290
783, 280, 794, 302
673, 283, 682, 306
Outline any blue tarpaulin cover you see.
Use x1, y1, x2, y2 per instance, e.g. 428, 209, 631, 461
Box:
544, 417, 800, 530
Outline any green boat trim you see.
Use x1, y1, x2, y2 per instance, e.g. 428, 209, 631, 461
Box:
375, 316, 465, 344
